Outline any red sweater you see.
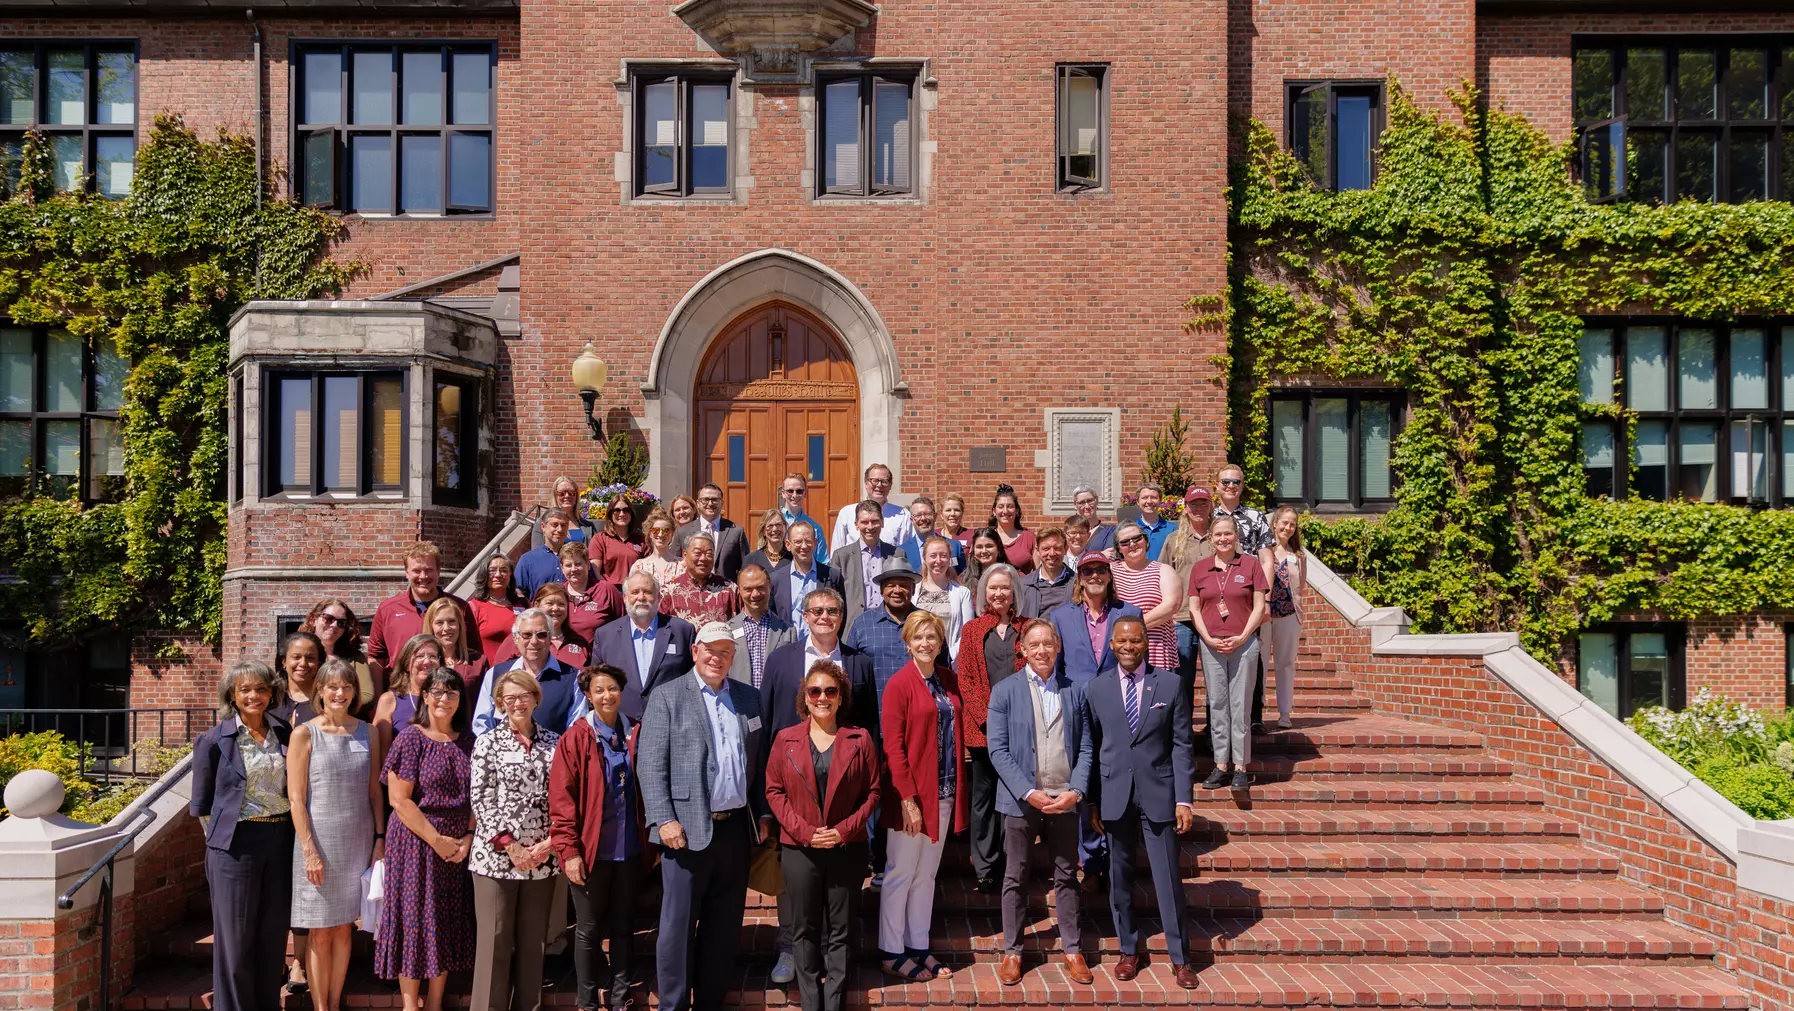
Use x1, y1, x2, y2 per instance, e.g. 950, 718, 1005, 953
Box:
764, 723, 881, 847
468, 598, 519, 667
548, 715, 645, 866
952, 612, 1027, 748
881, 660, 969, 842
366, 590, 477, 673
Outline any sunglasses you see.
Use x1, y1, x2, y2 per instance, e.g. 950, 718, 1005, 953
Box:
805, 685, 841, 699
1116, 535, 1146, 547
1079, 568, 1109, 578
517, 630, 551, 641
1219, 478, 1243, 486
806, 606, 843, 617
315, 614, 345, 627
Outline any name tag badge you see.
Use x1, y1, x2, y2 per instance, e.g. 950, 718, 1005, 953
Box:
502, 751, 527, 765
747, 716, 762, 732
666, 642, 679, 655
348, 738, 369, 753
732, 626, 746, 639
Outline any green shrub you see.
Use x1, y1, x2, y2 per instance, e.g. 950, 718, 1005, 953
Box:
0, 731, 190, 822
1692, 756, 1794, 820
1628, 690, 1794, 819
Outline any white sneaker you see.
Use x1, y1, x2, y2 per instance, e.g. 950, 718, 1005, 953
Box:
770, 951, 796, 985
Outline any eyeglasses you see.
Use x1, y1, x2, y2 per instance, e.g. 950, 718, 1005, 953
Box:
1116, 534, 1146, 547
865, 477, 892, 487
1219, 478, 1243, 486
425, 689, 461, 701
782, 487, 806, 497
806, 606, 843, 617
698, 497, 723, 506
315, 614, 345, 627
610, 507, 631, 516
499, 694, 536, 707
516, 630, 551, 641
805, 685, 841, 699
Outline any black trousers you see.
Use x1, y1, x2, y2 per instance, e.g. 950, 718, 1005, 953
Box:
206, 819, 294, 1011
966, 747, 1003, 881
569, 858, 640, 1010
781, 843, 864, 1011
656, 813, 750, 1011
1001, 807, 1080, 956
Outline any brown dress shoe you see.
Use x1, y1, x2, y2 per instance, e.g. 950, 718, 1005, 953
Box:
1113, 953, 1144, 980
1175, 963, 1202, 989
997, 953, 1023, 986
1063, 953, 1094, 985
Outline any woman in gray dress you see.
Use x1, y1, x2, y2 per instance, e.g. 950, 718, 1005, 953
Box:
287, 658, 386, 1011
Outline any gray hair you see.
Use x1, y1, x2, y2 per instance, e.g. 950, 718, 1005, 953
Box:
217, 660, 283, 719
624, 570, 661, 597
512, 607, 550, 639
1071, 485, 1098, 502
976, 562, 1023, 613
683, 532, 715, 553
1114, 521, 1146, 545
802, 586, 845, 615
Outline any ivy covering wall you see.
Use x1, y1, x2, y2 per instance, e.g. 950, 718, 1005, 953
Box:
1224, 84, 1794, 664
0, 118, 350, 646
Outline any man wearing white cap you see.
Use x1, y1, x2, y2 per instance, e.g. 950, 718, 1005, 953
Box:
637, 621, 772, 1011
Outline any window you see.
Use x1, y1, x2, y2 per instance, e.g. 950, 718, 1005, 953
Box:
1578, 625, 1685, 719
0, 43, 137, 197
431, 375, 477, 506
1287, 81, 1382, 192
633, 72, 731, 198
294, 43, 494, 215
232, 374, 244, 504
0, 326, 126, 501
817, 72, 914, 198
1573, 40, 1794, 203
1056, 64, 1107, 191
1577, 322, 1790, 504
1268, 390, 1401, 509
265, 371, 405, 497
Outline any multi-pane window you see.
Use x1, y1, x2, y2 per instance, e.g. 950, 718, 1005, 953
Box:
1573, 40, 1794, 203
431, 375, 477, 507
1287, 81, 1382, 192
294, 43, 494, 215
1578, 323, 1790, 505
1056, 64, 1107, 191
817, 72, 914, 198
1578, 625, 1685, 719
0, 43, 136, 198
266, 372, 405, 497
1268, 390, 1401, 509
0, 326, 126, 501
634, 73, 731, 198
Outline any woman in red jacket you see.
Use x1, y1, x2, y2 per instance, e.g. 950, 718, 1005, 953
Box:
878, 610, 968, 981
953, 563, 1028, 895
764, 661, 881, 1011
547, 664, 643, 1011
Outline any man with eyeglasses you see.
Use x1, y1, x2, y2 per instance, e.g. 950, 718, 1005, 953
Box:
673, 482, 749, 582
592, 572, 696, 721
777, 473, 829, 550
471, 609, 588, 736
828, 463, 914, 555
1211, 465, 1275, 732
1069, 486, 1116, 556
770, 522, 843, 635
897, 495, 965, 573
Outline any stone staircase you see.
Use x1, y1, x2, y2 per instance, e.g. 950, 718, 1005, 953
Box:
125, 657, 1751, 1009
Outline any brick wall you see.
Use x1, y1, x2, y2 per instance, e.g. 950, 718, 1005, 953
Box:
1541, 609, 1792, 714
1735, 889, 1794, 1008
0, 905, 124, 1011
128, 633, 222, 719
126, 814, 207, 971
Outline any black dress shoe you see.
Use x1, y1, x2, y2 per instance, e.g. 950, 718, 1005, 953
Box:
1231, 769, 1251, 792
1251, 721, 1265, 734
1200, 768, 1229, 791
974, 875, 998, 894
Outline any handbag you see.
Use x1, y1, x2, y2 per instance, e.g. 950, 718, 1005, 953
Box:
747, 839, 785, 896
358, 859, 384, 938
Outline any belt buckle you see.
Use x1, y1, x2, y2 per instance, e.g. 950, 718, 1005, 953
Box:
711, 809, 733, 821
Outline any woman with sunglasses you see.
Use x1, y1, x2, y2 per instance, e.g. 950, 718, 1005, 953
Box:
376, 665, 476, 1011
300, 599, 377, 718
629, 508, 686, 590
468, 555, 528, 667
1110, 521, 1184, 672
765, 662, 880, 1011
591, 494, 645, 589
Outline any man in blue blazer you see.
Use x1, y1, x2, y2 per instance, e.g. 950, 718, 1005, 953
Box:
769, 522, 845, 631
760, 586, 878, 736
591, 571, 697, 720
985, 619, 1096, 987
1048, 552, 1144, 684
1087, 616, 1200, 989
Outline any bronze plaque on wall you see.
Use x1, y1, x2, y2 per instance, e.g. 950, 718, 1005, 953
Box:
969, 446, 1007, 473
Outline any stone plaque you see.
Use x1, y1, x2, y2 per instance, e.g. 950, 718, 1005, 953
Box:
1056, 422, 1107, 499
968, 445, 1006, 473
1039, 408, 1121, 513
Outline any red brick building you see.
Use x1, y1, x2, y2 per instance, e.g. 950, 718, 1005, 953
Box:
0, 0, 1785, 722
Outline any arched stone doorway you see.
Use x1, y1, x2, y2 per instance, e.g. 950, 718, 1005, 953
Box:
693, 303, 859, 526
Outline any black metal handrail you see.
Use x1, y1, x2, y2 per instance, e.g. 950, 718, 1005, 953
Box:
0, 708, 212, 787
55, 756, 192, 1011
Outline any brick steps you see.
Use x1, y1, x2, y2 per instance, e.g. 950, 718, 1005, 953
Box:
1185, 781, 1547, 806
1175, 808, 1579, 842
946, 839, 1613, 879
1192, 692, 1372, 712
1241, 756, 1515, 779
1239, 717, 1485, 751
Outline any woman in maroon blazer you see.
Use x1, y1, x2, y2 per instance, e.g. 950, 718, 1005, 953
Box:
764, 661, 881, 1011
877, 610, 969, 981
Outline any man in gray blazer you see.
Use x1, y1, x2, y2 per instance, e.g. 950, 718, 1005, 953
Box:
673, 482, 749, 582
726, 563, 796, 690
829, 499, 900, 628
638, 622, 772, 1011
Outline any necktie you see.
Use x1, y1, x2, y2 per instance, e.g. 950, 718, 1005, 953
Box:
1124, 674, 1140, 735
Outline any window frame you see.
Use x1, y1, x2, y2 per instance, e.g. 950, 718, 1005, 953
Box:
630, 70, 735, 200
814, 70, 918, 200
262, 369, 408, 500
1785, 621, 1793, 710
1577, 622, 1688, 719
1265, 388, 1404, 512
0, 41, 140, 198
0, 325, 126, 503
1284, 78, 1385, 192
290, 40, 497, 217
1579, 319, 1789, 506
1055, 63, 1109, 193
430, 372, 478, 508
1571, 38, 1794, 204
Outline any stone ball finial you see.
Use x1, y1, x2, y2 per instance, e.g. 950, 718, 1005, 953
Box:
4, 769, 68, 819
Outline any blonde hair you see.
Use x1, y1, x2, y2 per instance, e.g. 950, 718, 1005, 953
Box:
900, 609, 947, 647
491, 668, 543, 705
1269, 505, 1304, 551
423, 597, 470, 662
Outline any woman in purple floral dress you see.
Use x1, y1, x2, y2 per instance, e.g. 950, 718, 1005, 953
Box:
377, 664, 477, 1011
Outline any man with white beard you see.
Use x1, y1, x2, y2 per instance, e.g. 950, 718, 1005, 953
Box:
592, 571, 698, 720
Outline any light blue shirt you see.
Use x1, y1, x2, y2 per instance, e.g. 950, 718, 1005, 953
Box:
781, 508, 828, 549
788, 561, 820, 632
697, 674, 748, 813
469, 658, 590, 737
1028, 668, 1063, 727
630, 617, 660, 688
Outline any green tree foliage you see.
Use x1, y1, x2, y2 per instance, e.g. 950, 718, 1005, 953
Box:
0, 118, 352, 645
1224, 83, 1794, 664
1143, 405, 1197, 500
591, 431, 650, 491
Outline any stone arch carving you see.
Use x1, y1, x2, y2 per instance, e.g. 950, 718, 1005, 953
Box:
641, 248, 905, 500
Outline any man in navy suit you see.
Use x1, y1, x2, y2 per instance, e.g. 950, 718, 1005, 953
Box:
1087, 616, 1200, 989
770, 522, 844, 633
591, 570, 697, 720
673, 482, 750, 582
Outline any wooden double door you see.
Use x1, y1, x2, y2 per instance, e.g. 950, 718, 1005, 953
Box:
695, 303, 860, 534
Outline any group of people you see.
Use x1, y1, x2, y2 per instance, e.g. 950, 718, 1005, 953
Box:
189, 462, 1309, 1011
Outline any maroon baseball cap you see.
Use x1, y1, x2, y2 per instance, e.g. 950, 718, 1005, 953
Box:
1075, 551, 1111, 571
1185, 486, 1213, 504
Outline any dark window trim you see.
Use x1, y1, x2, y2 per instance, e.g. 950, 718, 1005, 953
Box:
430, 372, 478, 508
1785, 621, 1793, 710
1055, 63, 1109, 193
289, 39, 497, 217
1265, 388, 1404, 512
814, 70, 918, 200
1571, 37, 1794, 203
1578, 622, 1688, 718
629, 70, 735, 200
0, 40, 140, 198
0, 325, 125, 503
232, 373, 244, 504
1580, 317, 1788, 507
262, 369, 408, 500
1284, 78, 1385, 191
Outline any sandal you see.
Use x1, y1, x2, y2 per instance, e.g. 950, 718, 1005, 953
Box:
881, 956, 935, 981
919, 954, 953, 978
